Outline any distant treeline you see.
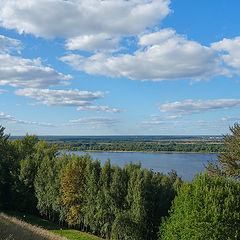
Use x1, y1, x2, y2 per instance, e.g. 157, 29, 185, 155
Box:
58, 142, 225, 152
39, 135, 225, 153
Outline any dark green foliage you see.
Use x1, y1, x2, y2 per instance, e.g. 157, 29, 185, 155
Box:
82, 158, 101, 232
0, 126, 17, 209
35, 155, 63, 221
206, 123, 240, 180
0, 126, 59, 213
111, 212, 139, 240
16, 137, 58, 213
159, 173, 240, 240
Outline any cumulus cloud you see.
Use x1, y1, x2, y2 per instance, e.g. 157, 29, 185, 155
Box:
15, 88, 119, 113
0, 111, 54, 127
158, 99, 240, 116
0, 0, 170, 39
138, 28, 176, 46
0, 54, 72, 88
0, 35, 72, 88
212, 36, 240, 70
61, 29, 227, 81
70, 117, 119, 126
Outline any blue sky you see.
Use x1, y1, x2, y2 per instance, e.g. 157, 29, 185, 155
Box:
0, 0, 240, 135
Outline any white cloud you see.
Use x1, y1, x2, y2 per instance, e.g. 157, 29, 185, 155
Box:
61, 29, 227, 81
138, 28, 176, 46
221, 116, 240, 122
158, 99, 240, 116
0, 89, 7, 94
66, 34, 120, 52
212, 36, 240, 70
0, 111, 15, 121
0, 54, 72, 88
15, 88, 104, 106
0, 35, 22, 53
0, 34, 72, 88
15, 88, 119, 113
70, 117, 119, 126
77, 105, 120, 114
0, 0, 170, 39
0, 111, 54, 127
142, 114, 179, 125
142, 120, 163, 125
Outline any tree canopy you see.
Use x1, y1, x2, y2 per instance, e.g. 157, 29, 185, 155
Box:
159, 173, 240, 240
206, 123, 240, 180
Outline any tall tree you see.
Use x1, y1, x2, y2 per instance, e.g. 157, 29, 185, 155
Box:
82, 157, 101, 233
0, 126, 17, 209
59, 155, 86, 226
95, 160, 113, 239
206, 123, 240, 180
34, 153, 68, 222
16, 137, 58, 213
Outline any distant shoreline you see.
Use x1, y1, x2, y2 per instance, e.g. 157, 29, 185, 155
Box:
60, 149, 219, 154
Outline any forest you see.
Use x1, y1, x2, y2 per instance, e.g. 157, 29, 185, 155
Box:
34, 135, 225, 153
1, 125, 240, 239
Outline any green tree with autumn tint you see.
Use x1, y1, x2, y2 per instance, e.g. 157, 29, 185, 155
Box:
59, 154, 87, 226
206, 123, 240, 180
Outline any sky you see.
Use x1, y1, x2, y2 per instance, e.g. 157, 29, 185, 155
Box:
0, 0, 240, 136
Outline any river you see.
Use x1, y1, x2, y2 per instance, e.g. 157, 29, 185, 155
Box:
68, 151, 217, 181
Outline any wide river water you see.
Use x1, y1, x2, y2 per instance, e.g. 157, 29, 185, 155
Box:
69, 151, 217, 181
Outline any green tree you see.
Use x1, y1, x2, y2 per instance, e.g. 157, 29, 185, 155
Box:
16, 137, 58, 213
111, 212, 140, 240
95, 160, 114, 239
34, 153, 69, 222
0, 126, 17, 209
82, 157, 101, 233
159, 173, 240, 240
206, 123, 240, 180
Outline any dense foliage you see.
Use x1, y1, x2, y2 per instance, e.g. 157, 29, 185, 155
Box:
0, 126, 181, 240
159, 173, 240, 240
206, 123, 240, 180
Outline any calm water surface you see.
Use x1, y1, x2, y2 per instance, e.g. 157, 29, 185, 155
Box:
69, 151, 217, 181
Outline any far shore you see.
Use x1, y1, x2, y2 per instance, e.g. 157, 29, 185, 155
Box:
60, 149, 219, 154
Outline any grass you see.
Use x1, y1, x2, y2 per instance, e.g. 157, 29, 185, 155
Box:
2, 211, 104, 240
51, 230, 104, 240
0, 212, 67, 240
